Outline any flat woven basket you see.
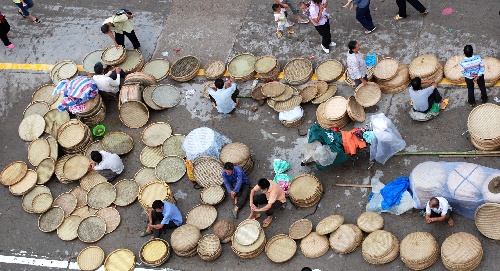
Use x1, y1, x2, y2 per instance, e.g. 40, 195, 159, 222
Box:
57, 215, 82, 241
123, 72, 156, 87
212, 220, 236, 244
475, 203, 500, 240
140, 146, 165, 168
46, 136, 58, 161
299, 85, 318, 103
289, 219, 313, 240
155, 155, 186, 183
162, 134, 186, 158
63, 154, 90, 181
344, 69, 356, 88
101, 46, 126, 66
234, 219, 262, 246
197, 234, 222, 261
95, 207, 120, 234
170, 224, 202, 256
78, 215, 106, 243
357, 212, 384, 233
113, 179, 139, 206
170, 55, 200, 82
289, 174, 323, 208
24, 101, 50, 118
77, 246, 105, 271
72, 206, 91, 219
134, 167, 160, 188
56, 119, 87, 148
50, 60, 77, 84
254, 55, 278, 74
400, 232, 439, 270
251, 85, 266, 101
315, 59, 344, 82
329, 224, 363, 254
57, 62, 78, 81
38, 206, 64, 232
82, 50, 105, 75
354, 82, 381, 107
104, 248, 136, 271
265, 234, 297, 263
231, 228, 266, 259
323, 96, 348, 120
85, 140, 103, 160
80, 170, 107, 191
52, 192, 78, 217
28, 138, 50, 167
441, 232, 483, 271
267, 95, 303, 112
22, 185, 51, 213
227, 53, 257, 81
204, 60, 226, 80
141, 122, 172, 147
374, 58, 400, 81
283, 58, 313, 85
70, 186, 88, 208
55, 154, 74, 183
9, 169, 37, 196
467, 103, 500, 140
443, 56, 465, 83
32, 192, 53, 213
219, 142, 251, 166
19, 114, 45, 142
316, 214, 344, 235
102, 132, 134, 155
300, 232, 329, 258
142, 58, 170, 82
117, 49, 144, 73
86, 182, 117, 209
483, 57, 500, 86
140, 238, 171, 267
186, 204, 218, 230
44, 109, 70, 134
32, 84, 57, 104
138, 181, 175, 210
152, 84, 181, 109
313, 81, 329, 97
409, 54, 440, 79
362, 230, 400, 265
261, 81, 285, 98
119, 101, 149, 129
200, 185, 225, 205
143, 86, 164, 110
193, 155, 224, 187
272, 84, 294, 102
347, 96, 366, 122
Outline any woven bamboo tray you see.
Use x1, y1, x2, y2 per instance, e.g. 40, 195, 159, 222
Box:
251, 85, 266, 101
475, 203, 500, 240
315, 59, 344, 82
102, 132, 134, 155
51, 60, 78, 84
44, 109, 70, 134
46, 136, 58, 161
56, 119, 89, 149
272, 84, 294, 101
113, 179, 139, 206
443, 56, 465, 84
203, 82, 216, 99
54, 156, 73, 182
231, 226, 266, 259
117, 49, 144, 73
85, 140, 103, 160
441, 232, 482, 271
140, 146, 164, 168
316, 214, 344, 235
170, 224, 202, 257
142, 58, 170, 82
38, 206, 64, 232
354, 82, 381, 107
24, 101, 50, 119
57, 215, 82, 241
347, 96, 366, 122
95, 207, 120, 234
234, 219, 261, 246
255, 55, 280, 80
63, 154, 90, 181
204, 60, 226, 80
82, 50, 106, 75
289, 174, 323, 208
283, 58, 313, 85
22, 185, 51, 213
104, 248, 136, 271
162, 134, 186, 158
32, 84, 58, 105
186, 204, 217, 230
9, 169, 37, 196
289, 219, 312, 240
32, 192, 53, 213
400, 232, 439, 270
212, 220, 236, 244
1, 161, 27, 186
152, 84, 181, 109
57, 62, 78, 81
344, 68, 356, 88
19, 114, 45, 142
138, 181, 175, 210
87, 182, 116, 209
357, 212, 384, 233
267, 95, 302, 112
155, 155, 186, 183
300, 232, 329, 258
77, 246, 105, 271
261, 81, 285, 98
193, 155, 224, 187
329, 224, 363, 254
141, 122, 172, 147
483, 57, 500, 87
142, 86, 164, 110
299, 85, 318, 103
316, 101, 350, 130
170, 55, 200, 82
123, 72, 156, 87
78, 215, 106, 243
134, 167, 160, 188
362, 230, 400, 264
374, 58, 400, 81
323, 96, 348, 120
72, 206, 91, 219
227, 53, 257, 81
200, 185, 225, 205
119, 101, 149, 129
80, 170, 107, 191
219, 142, 251, 166
27, 138, 50, 167
197, 234, 222, 261
52, 192, 78, 217
265, 234, 296, 263
140, 238, 171, 267
311, 84, 337, 104
101, 46, 126, 66
70, 186, 88, 208
467, 103, 500, 141
409, 54, 440, 79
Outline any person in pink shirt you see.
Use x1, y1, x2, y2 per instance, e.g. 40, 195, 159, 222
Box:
309, 0, 336, 53
248, 178, 286, 228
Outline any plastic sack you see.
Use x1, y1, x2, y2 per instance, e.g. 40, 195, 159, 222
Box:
367, 177, 414, 215
273, 159, 292, 183
380, 177, 410, 210
279, 106, 304, 121
369, 113, 406, 164
410, 161, 500, 220
303, 141, 337, 166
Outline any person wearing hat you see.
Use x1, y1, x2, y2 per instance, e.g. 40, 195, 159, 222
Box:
101, 9, 140, 49
425, 197, 454, 227
222, 162, 251, 219
248, 178, 286, 228
460, 44, 488, 107
140, 200, 182, 239
88, 150, 124, 183
207, 77, 239, 114
92, 63, 125, 95
346, 40, 368, 87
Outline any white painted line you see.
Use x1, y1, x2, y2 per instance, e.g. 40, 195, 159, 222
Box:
0, 254, 179, 271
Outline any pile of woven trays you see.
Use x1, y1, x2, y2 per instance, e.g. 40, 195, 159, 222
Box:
288, 174, 323, 207
254, 55, 280, 81
140, 238, 171, 267
227, 53, 257, 82
197, 234, 222, 261
170, 224, 202, 257
170, 55, 200, 82
441, 232, 483, 270
374, 57, 410, 94
231, 219, 266, 258
443, 56, 465, 84
219, 142, 254, 175
409, 54, 444, 88
362, 230, 400, 265
212, 220, 236, 243
289, 219, 328, 258
467, 103, 500, 150
475, 203, 500, 240
265, 234, 297, 263
483, 57, 500, 87
283, 58, 313, 85
315, 59, 344, 83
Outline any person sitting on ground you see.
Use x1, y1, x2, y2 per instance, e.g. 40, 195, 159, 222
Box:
274, 0, 309, 24
425, 196, 454, 227
92, 62, 125, 95
222, 162, 251, 219
208, 77, 239, 114
248, 178, 286, 228
346, 40, 368, 87
140, 200, 182, 239
408, 77, 447, 121
460, 44, 488, 107
88, 150, 124, 183
272, 4, 295, 38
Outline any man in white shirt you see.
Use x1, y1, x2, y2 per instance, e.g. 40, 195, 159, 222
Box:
92, 62, 124, 95
88, 150, 124, 182
425, 197, 454, 227
207, 77, 239, 114
346, 40, 367, 87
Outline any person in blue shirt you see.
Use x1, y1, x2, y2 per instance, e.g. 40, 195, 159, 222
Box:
222, 162, 251, 219
140, 200, 183, 239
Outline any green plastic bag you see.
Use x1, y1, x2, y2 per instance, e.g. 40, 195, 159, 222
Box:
273, 159, 292, 183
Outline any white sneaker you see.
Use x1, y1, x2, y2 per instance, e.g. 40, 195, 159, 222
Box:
321, 44, 330, 53
329, 41, 336, 47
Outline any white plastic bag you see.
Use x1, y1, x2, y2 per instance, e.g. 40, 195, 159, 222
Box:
303, 141, 337, 166
369, 113, 406, 164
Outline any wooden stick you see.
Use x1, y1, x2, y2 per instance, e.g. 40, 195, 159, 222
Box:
439, 154, 500, 158
335, 184, 373, 188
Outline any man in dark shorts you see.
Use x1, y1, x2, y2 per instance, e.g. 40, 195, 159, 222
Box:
207, 77, 239, 114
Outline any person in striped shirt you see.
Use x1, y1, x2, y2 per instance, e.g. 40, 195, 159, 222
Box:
460, 45, 487, 106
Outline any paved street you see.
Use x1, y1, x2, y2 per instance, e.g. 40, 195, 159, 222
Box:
0, 0, 499, 270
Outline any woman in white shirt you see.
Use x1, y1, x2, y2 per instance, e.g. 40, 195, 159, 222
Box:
309, 0, 336, 53
346, 40, 367, 87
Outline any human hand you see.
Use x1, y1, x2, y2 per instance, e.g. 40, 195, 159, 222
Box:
251, 204, 258, 211
115, 43, 120, 49
473, 75, 478, 83
229, 76, 235, 83
230, 191, 236, 199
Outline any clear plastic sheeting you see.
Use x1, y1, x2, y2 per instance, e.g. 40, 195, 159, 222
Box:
410, 161, 500, 220
369, 113, 406, 164
278, 106, 304, 121
366, 176, 414, 215
303, 141, 337, 166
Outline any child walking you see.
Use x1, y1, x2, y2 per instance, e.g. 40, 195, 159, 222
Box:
272, 4, 295, 38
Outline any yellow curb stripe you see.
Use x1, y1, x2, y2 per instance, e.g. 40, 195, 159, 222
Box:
1, 63, 498, 86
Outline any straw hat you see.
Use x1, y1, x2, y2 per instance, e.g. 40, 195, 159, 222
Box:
400, 232, 439, 270
265, 234, 297, 263
316, 214, 344, 235
300, 232, 329, 258
289, 219, 313, 240
329, 224, 363, 254
357, 212, 384, 233
212, 220, 236, 243
475, 203, 500, 240
362, 230, 399, 265
441, 232, 483, 271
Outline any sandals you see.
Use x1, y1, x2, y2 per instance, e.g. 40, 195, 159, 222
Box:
232, 209, 238, 219
276, 31, 283, 38
298, 19, 309, 24
394, 14, 404, 21
262, 218, 272, 228
287, 29, 295, 34
364, 27, 376, 34
440, 98, 449, 110
33, 18, 41, 24
18, 9, 26, 18
139, 231, 152, 237
421, 10, 429, 15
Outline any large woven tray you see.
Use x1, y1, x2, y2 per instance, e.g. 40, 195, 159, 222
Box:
77, 246, 105, 271
152, 84, 181, 108
261, 81, 285, 98
443, 56, 465, 83
354, 82, 381, 107
267, 95, 302, 112
101, 46, 126, 66
467, 103, 500, 140
113, 179, 139, 206
329, 224, 363, 254
104, 248, 136, 271
102, 132, 134, 155
374, 58, 399, 81
197, 234, 222, 261
1, 161, 28, 186
140, 238, 171, 267
119, 101, 149, 129
80, 170, 107, 191
63, 154, 89, 181
19, 114, 45, 142
44, 109, 70, 134
212, 220, 236, 244
357, 212, 384, 233
409, 54, 440, 78
227, 53, 257, 81
289, 219, 313, 240
475, 203, 500, 240
140, 146, 165, 168
22, 185, 51, 213
323, 96, 348, 120
347, 96, 366, 122
78, 215, 106, 243
155, 155, 186, 183
46, 136, 58, 161
200, 185, 225, 205
9, 169, 37, 196
234, 219, 261, 246
32, 84, 58, 105
170, 55, 200, 82
38, 206, 64, 232
28, 138, 50, 167
265, 234, 297, 263
162, 134, 186, 158
316, 214, 344, 235
57, 62, 78, 81
82, 50, 106, 75
142, 58, 170, 81
117, 49, 144, 73
87, 182, 116, 209
400, 232, 439, 270
441, 232, 482, 271
193, 155, 224, 187
299, 85, 318, 103
24, 101, 50, 118
311, 84, 337, 104
255, 55, 278, 74
141, 122, 172, 147
219, 142, 251, 166
300, 232, 329, 258
96, 207, 120, 234
134, 167, 160, 188
204, 60, 226, 80
186, 204, 217, 230
52, 192, 78, 217
143, 86, 164, 110
51, 60, 77, 84
70, 186, 88, 208
32, 192, 53, 213
56, 119, 88, 148
123, 72, 156, 87
284, 58, 313, 85
315, 59, 344, 82
57, 215, 82, 241
362, 230, 399, 264
138, 181, 175, 209
170, 224, 202, 256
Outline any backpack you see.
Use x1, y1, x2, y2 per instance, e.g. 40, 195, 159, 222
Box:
116, 9, 132, 16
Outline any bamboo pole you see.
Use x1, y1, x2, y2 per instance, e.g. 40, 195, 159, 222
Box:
439, 154, 500, 158
335, 184, 373, 188
396, 151, 500, 156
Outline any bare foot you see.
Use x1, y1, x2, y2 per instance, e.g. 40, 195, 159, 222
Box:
263, 217, 273, 228
447, 217, 454, 227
